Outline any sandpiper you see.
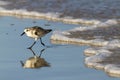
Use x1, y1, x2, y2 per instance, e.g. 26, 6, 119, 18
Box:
21, 26, 52, 48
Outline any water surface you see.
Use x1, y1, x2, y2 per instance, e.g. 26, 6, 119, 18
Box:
0, 16, 119, 80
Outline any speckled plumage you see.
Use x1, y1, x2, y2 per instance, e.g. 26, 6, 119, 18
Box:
21, 26, 52, 48
23, 26, 52, 40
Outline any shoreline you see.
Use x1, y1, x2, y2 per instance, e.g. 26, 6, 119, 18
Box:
0, 10, 101, 25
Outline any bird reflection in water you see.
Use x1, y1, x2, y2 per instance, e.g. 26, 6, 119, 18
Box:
20, 48, 50, 69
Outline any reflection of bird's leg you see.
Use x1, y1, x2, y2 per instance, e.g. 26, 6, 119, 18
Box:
28, 41, 36, 49
29, 48, 36, 56
40, 38, 45, 46
39, 48, 46, 57
20, 61, 24, 67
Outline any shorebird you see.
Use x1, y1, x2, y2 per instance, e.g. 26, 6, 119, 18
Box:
21, 26, 52, 48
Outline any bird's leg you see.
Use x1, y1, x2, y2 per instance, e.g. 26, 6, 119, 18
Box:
40, 38, 45, 46
28, 41, 36, 49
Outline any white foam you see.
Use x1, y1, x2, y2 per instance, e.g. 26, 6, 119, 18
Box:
51, 30, 109, 46
97, 19, 120, 27
85, 50, 112, 69
0, 0, 120, 24
84, 47, 111, 56
85, 55, 105, 70
106, 39, 120, 48
51, 21, 120, 77
84, 48, 98, 56
105, 64, 120, 77
84, 39, 120, 77
51, 23, 111, 46
51, 19, 120, 46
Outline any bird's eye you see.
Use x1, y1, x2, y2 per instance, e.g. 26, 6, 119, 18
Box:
35, 32, 38, 35
26, 29, 29, 32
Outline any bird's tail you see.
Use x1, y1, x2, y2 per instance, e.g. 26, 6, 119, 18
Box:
46, 29, 52, 33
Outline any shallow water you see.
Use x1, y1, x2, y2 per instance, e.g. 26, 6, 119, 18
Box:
0, 16, 119, 80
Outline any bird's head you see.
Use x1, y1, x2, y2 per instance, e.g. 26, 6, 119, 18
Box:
21, 28, 30, 36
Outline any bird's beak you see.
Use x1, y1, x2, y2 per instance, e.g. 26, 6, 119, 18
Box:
21, 32, 25, 36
